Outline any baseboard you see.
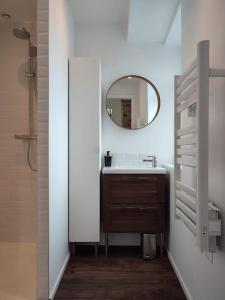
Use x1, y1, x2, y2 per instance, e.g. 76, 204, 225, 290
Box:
167, 250, 193, 300
49, 253, 70, 300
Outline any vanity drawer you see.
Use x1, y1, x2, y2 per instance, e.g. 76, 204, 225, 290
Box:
104, 204, 164, 233
103, 174, 165, 204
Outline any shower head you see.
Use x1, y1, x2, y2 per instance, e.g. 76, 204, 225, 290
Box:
0, 12, 11, 21
13, 27, 30, 40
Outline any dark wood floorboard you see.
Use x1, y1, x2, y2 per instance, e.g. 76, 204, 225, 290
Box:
55, 247, 186, 300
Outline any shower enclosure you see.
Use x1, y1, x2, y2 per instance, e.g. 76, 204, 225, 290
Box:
0, 1, 37, 299
13, 26, 37, 172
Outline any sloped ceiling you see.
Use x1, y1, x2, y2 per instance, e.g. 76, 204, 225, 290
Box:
164, 3, 181, 47
69, 0, 129, 23
127, 0, 180, 44
69, 0, 181, 46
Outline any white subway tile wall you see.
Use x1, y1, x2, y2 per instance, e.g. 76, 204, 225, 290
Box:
111, 153, 157, 168
0, 5, 38, 300
37, 0, 49, 299
0, 22, 37, 242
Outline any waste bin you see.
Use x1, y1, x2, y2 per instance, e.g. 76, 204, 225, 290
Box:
143, 233, 157, 260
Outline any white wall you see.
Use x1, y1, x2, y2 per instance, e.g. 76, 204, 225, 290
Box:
74, 22, 180, 246
49, 0, 75, 297
74, 23, 181, 165
167, 1, 225, 300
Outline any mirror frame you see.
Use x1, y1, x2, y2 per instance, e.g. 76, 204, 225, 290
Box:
106, 75, 161, 130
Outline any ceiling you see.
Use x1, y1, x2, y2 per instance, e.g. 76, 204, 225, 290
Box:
0, 0, 180, 46
69, 0, 181, 46
0, 0, 36, 23
164, 4, 181, 47
127, 0, 180, 44
69, 0, 129, 23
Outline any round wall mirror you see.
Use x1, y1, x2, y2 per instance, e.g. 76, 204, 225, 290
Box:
106, 75, 160, 129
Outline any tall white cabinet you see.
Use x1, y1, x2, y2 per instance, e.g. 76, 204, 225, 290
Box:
69, 58, 101, 243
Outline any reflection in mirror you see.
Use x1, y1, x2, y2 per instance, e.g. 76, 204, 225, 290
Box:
106, 76, 160, 129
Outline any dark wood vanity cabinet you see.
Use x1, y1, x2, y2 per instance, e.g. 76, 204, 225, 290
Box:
101, 174, 166, 234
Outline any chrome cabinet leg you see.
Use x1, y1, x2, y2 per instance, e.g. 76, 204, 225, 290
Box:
160, 233, 164, 257
72, 242, 75, 256
94, 243, 98, 257
105, 232, 108, 257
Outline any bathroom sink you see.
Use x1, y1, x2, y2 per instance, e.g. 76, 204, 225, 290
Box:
102, 166, 166, 174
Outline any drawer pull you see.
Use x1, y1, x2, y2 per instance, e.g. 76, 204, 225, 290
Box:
112, 177, 158, 182
112, 206, 158, 211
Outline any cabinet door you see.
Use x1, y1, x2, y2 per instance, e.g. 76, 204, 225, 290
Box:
103, 174, 165, 204
69, 58, 101, 242
106, 204, 164, 232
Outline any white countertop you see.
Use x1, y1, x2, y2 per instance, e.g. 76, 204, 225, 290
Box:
102, 166, 166, 174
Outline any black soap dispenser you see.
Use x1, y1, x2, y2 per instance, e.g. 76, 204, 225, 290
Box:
104, 151, 112, 167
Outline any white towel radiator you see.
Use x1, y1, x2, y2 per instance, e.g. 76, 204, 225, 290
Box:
174, 40, 222, 254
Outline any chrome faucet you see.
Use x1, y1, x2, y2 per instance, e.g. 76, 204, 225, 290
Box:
142, 155, 157, 167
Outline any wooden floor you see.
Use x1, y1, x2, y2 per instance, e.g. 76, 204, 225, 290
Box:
55, 247, 186, 300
